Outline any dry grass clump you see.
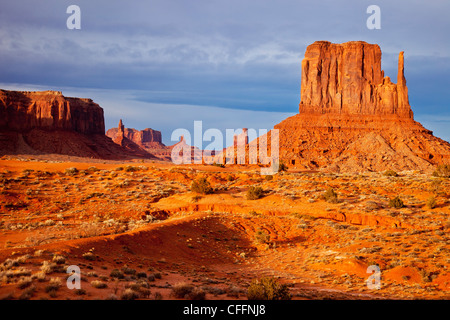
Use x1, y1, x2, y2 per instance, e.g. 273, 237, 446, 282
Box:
247, 186, 264, 200
389, 196, 404, 209
426, 196, 436, 209
171, 282, 205, 299
45, 277, 62, 293
64, 167, 79, 176
383, 169, 398, 177
322, 187, 338, 203
254, 229, 270, 244
91, 280, 108, 289
247, 277, 291, 300
433, 164, 450, 178
121, 288, 140, 300
191, 177, 213, 195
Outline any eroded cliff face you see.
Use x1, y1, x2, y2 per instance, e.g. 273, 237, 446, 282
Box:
0, 90, 155, 160
299, 41, 412, 118
269, 41, 450, 172
0, 90, 105, 135
106, 120, 168, 160
106, 125, 163, 148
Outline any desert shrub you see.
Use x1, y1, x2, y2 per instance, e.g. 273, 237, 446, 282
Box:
110, 269, 124, 279
74, 289, 87, 295
322, 187, 338, 203
137, 272, 147, 279
64, 167, 79, 176
52, 255, 66, 265
121, 288, 140, 300
153, 272, 162, 279
226, 174, 234, 182
389, 196, 404, 209
45, 278, 61, 293
171, 282, 194, 299
82, 252, 96, 261
433, 164, 450, 178
278, 162, 288, 172
212, 163, 225, 168
247, 277, 291, 300
186, 287, 206, 300
154, 292, 163, 300
264, 175, 273, 181
247, 186, 263, 200
91, 280, 108, 289
384, 170, 398, 177
17, 277, 33, 289
19, 285, 36, 300
125, 165, 139, 172
122, 266, 136, 275
254, 229, 270, 244
426, 196, 436, 209
191, 177, 213, 195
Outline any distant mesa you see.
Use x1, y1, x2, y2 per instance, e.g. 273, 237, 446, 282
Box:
0, 89, 155, 160
272, 41, 450, 172
106, 120, 165, 149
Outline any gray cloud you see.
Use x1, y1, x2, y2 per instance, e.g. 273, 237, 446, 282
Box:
0, 0, 449, 139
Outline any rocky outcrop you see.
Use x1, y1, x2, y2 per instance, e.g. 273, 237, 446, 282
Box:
106, 120, 168, 160
0, 90, 104, 135
269, 41, 450, 172
0, 90, 155, 160
106, 123, 164, 149
299, 41, 412, 118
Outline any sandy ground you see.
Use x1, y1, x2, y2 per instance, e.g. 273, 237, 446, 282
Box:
0, 155, 448, 300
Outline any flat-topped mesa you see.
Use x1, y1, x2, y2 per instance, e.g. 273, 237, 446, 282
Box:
0, 89, 104, 135
299, 41, 413, 118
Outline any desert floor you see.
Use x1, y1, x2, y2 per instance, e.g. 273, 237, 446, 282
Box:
0, 155, 448, 300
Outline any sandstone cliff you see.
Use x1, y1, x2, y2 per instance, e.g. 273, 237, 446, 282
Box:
268, 41, 450, 172
0, 90, 155, 160
0, 90, 105, 135
106, 122, 165, 149
299, 41, 412, 118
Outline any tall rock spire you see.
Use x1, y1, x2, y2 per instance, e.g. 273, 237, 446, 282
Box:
396, 51, 410, 114
299, 41, 413, 119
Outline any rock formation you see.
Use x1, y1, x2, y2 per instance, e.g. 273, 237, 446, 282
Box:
105, 119, 157, 159
268, 41, 450, 172
0, 90, 105, 134
106, 122, 165, 149
0, 90, 155, 160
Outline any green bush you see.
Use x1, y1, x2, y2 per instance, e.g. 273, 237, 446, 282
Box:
432, 164, 450, 178
389, 196, 404, 209
191, 177, 213, 195
247, 186, 264, 200
247, 277, 291, 300
322, 187, 338, 203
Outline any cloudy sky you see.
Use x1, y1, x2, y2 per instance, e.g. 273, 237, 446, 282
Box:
0, 0, 449, 146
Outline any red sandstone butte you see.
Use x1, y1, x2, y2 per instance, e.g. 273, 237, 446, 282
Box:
106, 121, 165, 149
0, 90, 154, 160
270, 41, 450, 172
